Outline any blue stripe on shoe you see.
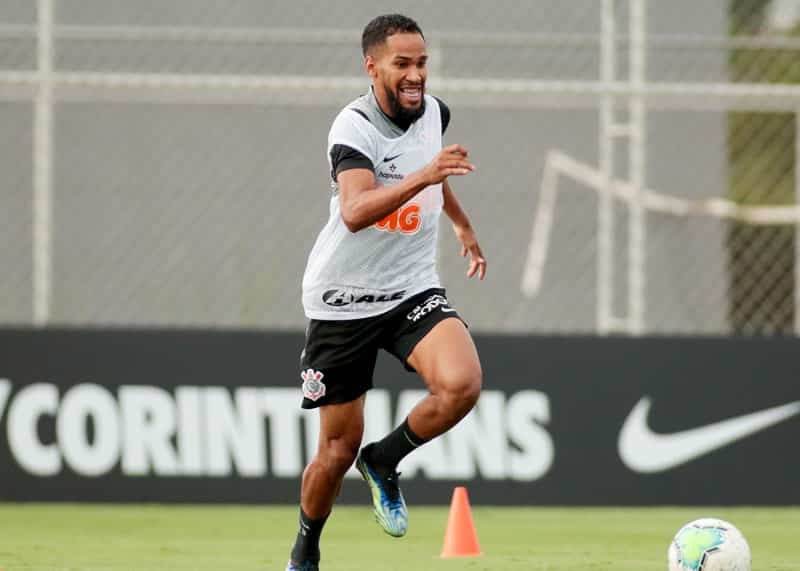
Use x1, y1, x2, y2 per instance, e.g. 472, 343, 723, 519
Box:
355, 451, 408, 538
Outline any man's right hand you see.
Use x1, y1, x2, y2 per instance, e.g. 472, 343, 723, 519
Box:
422, 144, 475, 186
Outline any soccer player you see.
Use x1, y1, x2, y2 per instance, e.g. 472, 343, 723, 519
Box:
286, 13, 486, 571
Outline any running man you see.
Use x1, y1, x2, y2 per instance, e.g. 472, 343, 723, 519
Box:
287, 14, 486, 571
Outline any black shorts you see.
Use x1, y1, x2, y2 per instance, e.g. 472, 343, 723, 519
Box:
299, 288, 464, 409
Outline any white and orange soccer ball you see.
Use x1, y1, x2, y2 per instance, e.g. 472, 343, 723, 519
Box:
668, 518, 751, 571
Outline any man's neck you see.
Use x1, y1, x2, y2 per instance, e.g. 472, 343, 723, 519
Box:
370, 87, 413, 132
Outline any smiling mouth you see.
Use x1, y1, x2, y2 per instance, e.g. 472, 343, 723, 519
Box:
399, 85, 423, 105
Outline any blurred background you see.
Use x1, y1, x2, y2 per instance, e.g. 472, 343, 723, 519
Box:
2, 0, 799, 336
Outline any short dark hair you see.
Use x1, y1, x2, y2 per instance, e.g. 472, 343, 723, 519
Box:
361, 14, 424, 57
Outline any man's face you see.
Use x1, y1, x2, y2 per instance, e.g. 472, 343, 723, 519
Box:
366, 32, 428, 124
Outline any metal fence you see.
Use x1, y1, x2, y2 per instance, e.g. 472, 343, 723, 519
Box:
1, 0, 799, 335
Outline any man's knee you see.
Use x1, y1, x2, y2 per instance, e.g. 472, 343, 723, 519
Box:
318, 434, 360, 474
440, 367, 482, 415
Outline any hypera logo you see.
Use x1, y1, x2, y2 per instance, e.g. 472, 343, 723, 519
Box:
377, 162, 403, 181
322, 289, 406, 307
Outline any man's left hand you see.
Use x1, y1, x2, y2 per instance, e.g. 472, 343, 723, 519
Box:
454, 225, 487, 280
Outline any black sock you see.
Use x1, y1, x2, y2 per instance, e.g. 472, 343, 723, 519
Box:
289, 508, 328, 564
364, 417, 429, 477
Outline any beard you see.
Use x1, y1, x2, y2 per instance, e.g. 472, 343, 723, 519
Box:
383, 81, 426, 126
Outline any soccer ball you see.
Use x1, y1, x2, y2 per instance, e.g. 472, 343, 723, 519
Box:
668, 518, 751, 571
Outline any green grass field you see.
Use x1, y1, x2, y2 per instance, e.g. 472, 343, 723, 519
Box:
1, 504, 798, 570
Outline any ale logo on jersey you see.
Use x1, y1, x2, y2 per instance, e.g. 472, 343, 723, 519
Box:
374, 204, 421, 234
322, 289, 406, 307
321, 289, 353, 307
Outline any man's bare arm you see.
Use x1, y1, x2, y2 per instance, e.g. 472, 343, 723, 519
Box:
338, 144, 474, 233
443, 178, 487, 280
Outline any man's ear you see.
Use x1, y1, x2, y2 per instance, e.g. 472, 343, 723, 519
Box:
364, 54, 378, 79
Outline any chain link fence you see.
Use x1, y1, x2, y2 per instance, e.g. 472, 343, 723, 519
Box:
1, 0, 798, 334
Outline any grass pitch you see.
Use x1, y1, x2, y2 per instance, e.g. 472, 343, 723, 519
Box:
1, 504, 798, 570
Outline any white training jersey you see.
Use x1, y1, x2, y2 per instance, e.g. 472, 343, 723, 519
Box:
301, 91, 444, 320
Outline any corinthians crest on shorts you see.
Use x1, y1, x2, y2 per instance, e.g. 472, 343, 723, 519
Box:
301, 368, 327, 401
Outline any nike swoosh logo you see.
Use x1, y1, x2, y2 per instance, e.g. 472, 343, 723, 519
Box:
618, 397, 800, 473
441, 307, 457, 313
383, 154, 403, 163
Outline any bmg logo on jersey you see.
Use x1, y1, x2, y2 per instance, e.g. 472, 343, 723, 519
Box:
374, 204, 421, 234
322, 288, 406, 307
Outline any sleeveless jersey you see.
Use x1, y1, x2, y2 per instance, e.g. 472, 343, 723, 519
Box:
301, 91, 444, 320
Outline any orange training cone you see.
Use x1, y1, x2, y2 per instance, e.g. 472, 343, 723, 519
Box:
440, 486, 482, 558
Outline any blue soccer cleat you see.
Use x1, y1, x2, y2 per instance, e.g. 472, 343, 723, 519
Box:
355, 447, 408, 537
285, 560, 319, 571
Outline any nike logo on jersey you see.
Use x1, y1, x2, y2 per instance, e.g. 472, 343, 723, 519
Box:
618, 397, 800, 473
383, 153, 403, 162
